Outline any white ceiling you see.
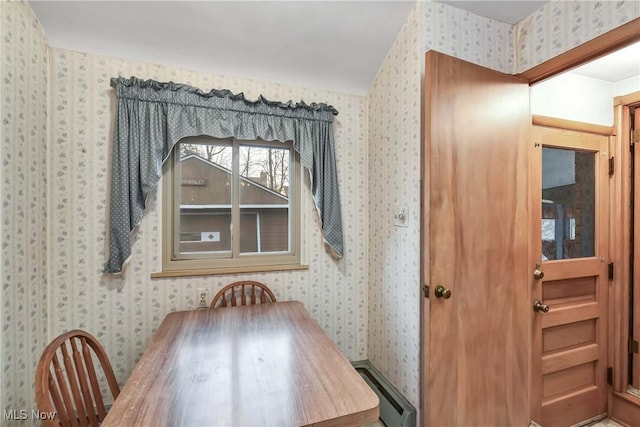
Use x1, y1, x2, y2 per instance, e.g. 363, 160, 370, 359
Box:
439, 1, 547, 24
569, 41, 640, 83
29, 0, 555, 95
29, 0, 417, 95
28, 1, 637, 94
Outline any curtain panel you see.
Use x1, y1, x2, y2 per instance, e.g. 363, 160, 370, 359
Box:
104, 76, 343, 274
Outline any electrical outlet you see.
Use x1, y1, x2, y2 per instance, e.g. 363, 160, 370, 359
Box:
197, 288, 208, 309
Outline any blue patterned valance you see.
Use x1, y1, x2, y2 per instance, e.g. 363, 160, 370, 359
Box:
104, 76, 343, 274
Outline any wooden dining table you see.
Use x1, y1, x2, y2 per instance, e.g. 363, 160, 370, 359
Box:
102, 300, 379, 426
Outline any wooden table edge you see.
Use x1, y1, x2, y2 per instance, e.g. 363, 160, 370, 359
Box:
104, 300, 381, 427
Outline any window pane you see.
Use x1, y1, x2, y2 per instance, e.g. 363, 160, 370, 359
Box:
178, 142, 232, 255
240, 213, 258, 253
541, 147, 595, 260
239, 145, 290, 254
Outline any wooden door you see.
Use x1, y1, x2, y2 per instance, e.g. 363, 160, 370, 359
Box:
530, 124, 610, 426
423, 51, 530, 426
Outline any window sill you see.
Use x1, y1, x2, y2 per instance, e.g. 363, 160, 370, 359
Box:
151, 263, 309, 278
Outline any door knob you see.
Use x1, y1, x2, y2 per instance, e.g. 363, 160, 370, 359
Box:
434, 285, 452, 299
533, 300, 550, 313
533, 269, 544, 279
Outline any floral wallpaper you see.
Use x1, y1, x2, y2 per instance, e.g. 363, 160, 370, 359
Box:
47, 48, 369, 389
515, 0, 640, 73
422, 1, 514, 74
0, 0, 49, 423
366, 1, 639, 416
367, 2, 422, 409
366, 1, 517, 411
3, 0, 640, 424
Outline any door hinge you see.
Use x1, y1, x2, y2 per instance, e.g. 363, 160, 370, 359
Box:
630, 338, 639, 354
608, 263, 614, 280
609, 156, 615, 176
607, 367, 613, 385
422, 285, 429, 299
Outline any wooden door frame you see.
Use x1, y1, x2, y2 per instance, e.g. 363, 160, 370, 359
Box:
420, 17, 640, 427
516, 18, 640, 84
609, 91, 640, 426
519, 17, 640, 427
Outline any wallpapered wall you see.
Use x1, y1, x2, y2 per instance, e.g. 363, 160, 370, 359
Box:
515, 0, 640, 73
366, 1, 515, 410
366, 0, 640, 416
0, 0, 49, 420
3, 0, 640, 423
47, 48, 369, 390
367, 3, 422, 407
422, 1, 514, 74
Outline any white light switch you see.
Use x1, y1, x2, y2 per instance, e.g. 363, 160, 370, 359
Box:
394, 207, 408, 227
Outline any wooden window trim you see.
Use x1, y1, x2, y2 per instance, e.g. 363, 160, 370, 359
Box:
150, 263, 309, 279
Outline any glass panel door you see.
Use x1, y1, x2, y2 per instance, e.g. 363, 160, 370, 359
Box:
532, 124, 609, 427
541, 147, 596, 260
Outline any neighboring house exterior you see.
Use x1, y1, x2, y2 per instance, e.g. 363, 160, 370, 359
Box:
179, 154, 289, 254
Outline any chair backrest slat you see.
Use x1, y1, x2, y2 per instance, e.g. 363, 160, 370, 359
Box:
51, 353, 75, 426
36, 330, 120, 427
259, 284, 267, 303
60, 341, 90, 427
48, 373, 72, 427
70, 338, 99, 426
210, 281, 276, 309
81, 338, 107, 421
47, 377, 65, 426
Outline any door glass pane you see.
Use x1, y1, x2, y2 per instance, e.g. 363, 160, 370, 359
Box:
239, 145, 290, 254
541, 147, 595, 260
177, 142, 232, 255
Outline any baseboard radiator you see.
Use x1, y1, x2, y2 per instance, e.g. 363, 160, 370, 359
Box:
352, 360, 416, 427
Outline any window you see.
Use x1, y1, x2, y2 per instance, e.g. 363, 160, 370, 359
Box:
161, 136, 301, 274
541, 147, 596, 260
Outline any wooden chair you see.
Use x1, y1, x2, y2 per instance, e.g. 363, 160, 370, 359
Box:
210, 280, 277, 308
35, 330, 120, 427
